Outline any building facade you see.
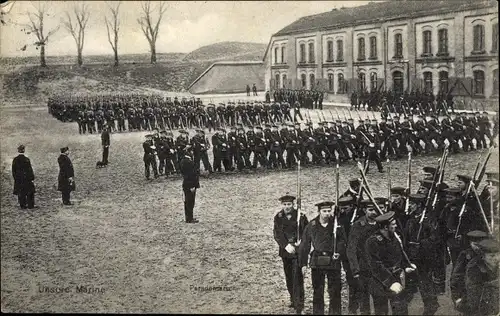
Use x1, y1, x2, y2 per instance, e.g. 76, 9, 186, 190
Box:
264, 0, 498, 101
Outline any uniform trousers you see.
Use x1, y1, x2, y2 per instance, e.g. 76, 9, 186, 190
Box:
311, 268, 341, 315
282, 257, 304, 312
183, 187, 196, 222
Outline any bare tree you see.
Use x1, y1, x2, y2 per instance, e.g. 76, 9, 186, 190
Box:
137, 1, 167, 64
62, 2, 90, 66
17, 2, 60, 67
105, 1, 121, 67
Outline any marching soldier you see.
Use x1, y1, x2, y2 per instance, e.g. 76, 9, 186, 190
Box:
273, 194, 309, 314
299, 201, 346, 315
365, 211, 416, 315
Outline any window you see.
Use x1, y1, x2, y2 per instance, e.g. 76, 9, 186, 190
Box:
336, 40, 344, 61
309, 74, 315, 90
282, 74, 287, 88
394, 33, 403, 58
358, 73, 366, 91
358, 38, 365, 60
423, 30, 432, 55
439, 71, 448, 94
369, 36, 377, 59
274, 47, 278, 64
438, 29, 448, 55
473, 70, 485, 95
370, 72, 378, 91
275, 74, 280, 89
493, 23, 498, 53
328, 73, 334, 91
299, 43, 306, 63
473, 25, 485, 52
393, 71, 404, 94
423, 72, 433, 93
327, 40, 334, 62
301, 74, 307, 88
308, 42, 315, 63
281, 46, 286, 63
337, 73, 345, 93
493, 69, 498, 95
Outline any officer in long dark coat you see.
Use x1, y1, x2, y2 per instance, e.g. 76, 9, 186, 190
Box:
180, 146, 200, 223
365, 211, 416, 315
273, 194, 309, 314
57, 146, 75, 205
101, 124, 110, 165
299, 201, 346, 315
12, 145, 36, 209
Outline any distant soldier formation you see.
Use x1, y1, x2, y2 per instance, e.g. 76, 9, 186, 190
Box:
273, 149, 499, 315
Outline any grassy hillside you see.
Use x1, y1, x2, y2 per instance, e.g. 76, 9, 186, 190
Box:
182, 41, 266, 62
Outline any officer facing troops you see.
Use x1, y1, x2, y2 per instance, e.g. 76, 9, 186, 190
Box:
12, 145, 36, 209
180, 145, 200, 224
57, 146, 75, 206
273, 194, 308, 314
299, 201, 346, 315
365, 211, 416, 315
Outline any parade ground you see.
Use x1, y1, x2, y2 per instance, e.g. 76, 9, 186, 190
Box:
1, 103, 497, 314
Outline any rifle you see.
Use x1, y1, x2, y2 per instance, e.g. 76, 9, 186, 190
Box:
470, 182, 493, 235
387, 158, 391, 200
297, 160, 302, 242
333, 164, 340, 259
404, 152, 412, 214
351, 163, 370, 224
329, 110, 335, 121
474, 146, 494, 187
356, 162, 382, 215
321, 111, 328, 122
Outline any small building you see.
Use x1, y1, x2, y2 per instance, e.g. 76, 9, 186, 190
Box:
188, 61, 265, 94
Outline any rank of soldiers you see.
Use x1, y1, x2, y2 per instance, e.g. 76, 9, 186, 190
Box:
273, 151, 499, 315
139, 108, 496, 177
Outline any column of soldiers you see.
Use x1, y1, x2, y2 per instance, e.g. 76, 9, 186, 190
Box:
350, 88, 491, 118
139, 109, 496, 177
271, 89, 325, 110
273, 154, 499, 315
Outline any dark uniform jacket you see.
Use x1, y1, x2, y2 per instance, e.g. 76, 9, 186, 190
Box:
57, 154, 74, 192
179, 156, 200, 189
101, 130, 110, 147
273, 209, 309, 258
12, 154, 35, 195
347, 216, 379, 276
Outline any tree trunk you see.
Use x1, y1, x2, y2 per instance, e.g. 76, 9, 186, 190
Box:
150, 44, 156, 64
40, 45, 47, 67
114, 48, 119, 67
77, 50, 83, 66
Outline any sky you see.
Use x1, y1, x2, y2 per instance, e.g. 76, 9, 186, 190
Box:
0, 1, 373, 57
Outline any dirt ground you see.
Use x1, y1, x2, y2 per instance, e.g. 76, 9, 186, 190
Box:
1, 106, 498, 314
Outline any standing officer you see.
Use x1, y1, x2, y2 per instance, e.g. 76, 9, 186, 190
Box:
365, 211, 417, 315
273, 194, 309, 314
12, 145, 36, 209
57, 146, 75, 206
101, 124, 110, 166
299, 201, 346, 315
180, 146, 200, 223
143, 134, 159, 180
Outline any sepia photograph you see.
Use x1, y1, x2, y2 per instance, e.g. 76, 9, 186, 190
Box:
0, 0, 499, 314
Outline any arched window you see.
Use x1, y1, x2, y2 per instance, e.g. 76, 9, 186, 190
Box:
394, 33, 403, 58
328, 73, 334, 91
369, 36, 377, 59
336, 40, 344, 61
299, 44, 306, 63
393, 71, 404, 94
370, 72, 378, 91
493, 69, 498, 95
281, 46, 286, 64
493, 23, 498, 53
473, 25, 485, 52
308, 42, 315, 63
337, 73, 345, 94
327, 40, 334, 62
309, 73, 315, 90
473, 70, 485, 95
438, 29, 448, 55
282, 74, 287, 88
423, 71, 433, 93
301, 74, 307, 88
439, 71, 449, 94
358, 73, 366, 91
358, 38, 365, 60
423, 30, 432, 55
274, 47, 278, 64
275, 73, 280, 89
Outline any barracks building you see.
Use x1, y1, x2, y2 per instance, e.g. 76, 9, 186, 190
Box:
264, 0, 498, 103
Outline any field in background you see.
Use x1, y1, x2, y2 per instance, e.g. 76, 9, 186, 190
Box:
1, 105, 498, 313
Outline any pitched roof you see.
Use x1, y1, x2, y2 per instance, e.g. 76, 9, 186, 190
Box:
274, 0, 497, 36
